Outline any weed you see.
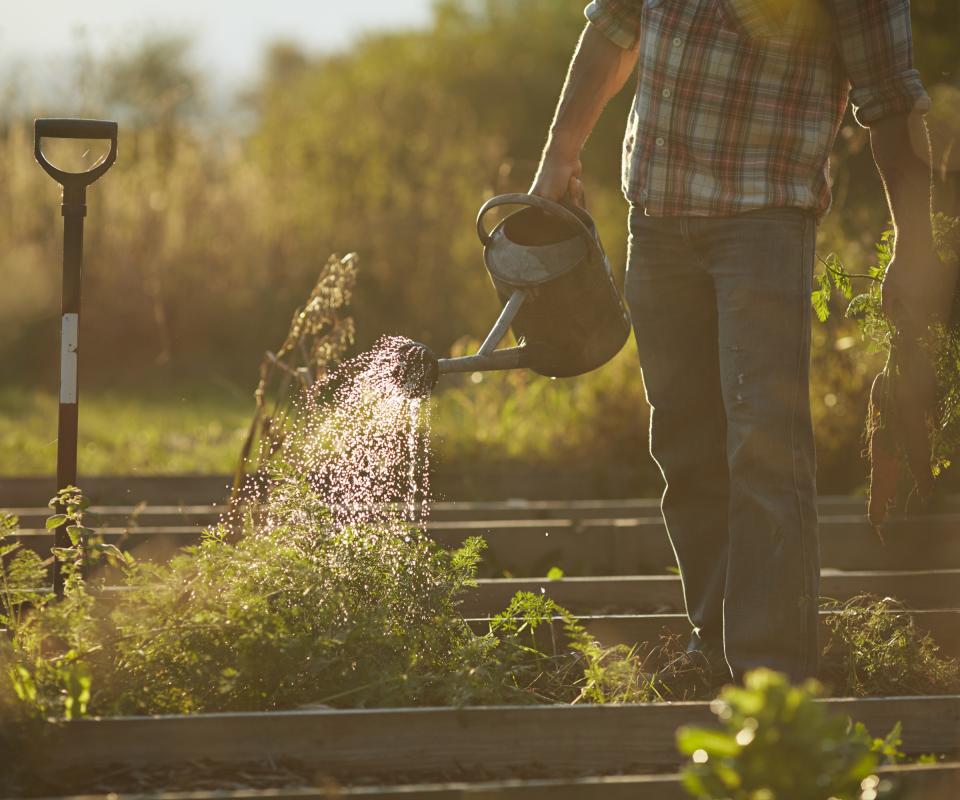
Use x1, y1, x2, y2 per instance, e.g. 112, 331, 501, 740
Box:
820, 594, 960, 697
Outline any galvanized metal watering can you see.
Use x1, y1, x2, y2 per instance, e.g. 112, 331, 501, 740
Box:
398, 193, 631, 396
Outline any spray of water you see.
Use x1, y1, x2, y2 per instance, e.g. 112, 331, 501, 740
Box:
266, 335, 434, 538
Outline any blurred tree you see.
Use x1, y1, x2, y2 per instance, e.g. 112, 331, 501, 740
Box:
102, 35, 203, 131
247, 0, 637, 352
2, 0, 958, 491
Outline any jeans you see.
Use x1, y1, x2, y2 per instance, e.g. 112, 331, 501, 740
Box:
625, 205, 820, 682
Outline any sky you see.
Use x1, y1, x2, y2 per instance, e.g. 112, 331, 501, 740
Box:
1, 0, 434, 93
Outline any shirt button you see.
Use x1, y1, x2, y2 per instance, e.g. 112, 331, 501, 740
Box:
662, 88, 672, 99
673, 37, 682, 47
655, 136, 665, 147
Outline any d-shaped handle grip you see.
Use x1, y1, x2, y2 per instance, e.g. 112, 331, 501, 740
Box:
35, 118, 118, 187
476, 192, 603, 267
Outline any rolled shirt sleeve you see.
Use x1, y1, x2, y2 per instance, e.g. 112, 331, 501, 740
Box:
828, 0, 931, 126
584, 0, 644, 50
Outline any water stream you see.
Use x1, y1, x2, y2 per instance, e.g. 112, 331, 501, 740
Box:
269, 335, 434, 537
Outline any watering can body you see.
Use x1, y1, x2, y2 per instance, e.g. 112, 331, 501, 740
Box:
478, 193, 631, 378
395, 194, 632, 397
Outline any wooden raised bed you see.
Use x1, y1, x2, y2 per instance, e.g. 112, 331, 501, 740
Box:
28, 763, 960, 800
10, 513, 960, 575
20, 697, 960, 781
464, 570, 960, 614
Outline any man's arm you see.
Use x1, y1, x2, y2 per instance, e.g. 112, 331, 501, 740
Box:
827, 0, 945, 329
530, 22, 640, 205
871, 112, 949, 330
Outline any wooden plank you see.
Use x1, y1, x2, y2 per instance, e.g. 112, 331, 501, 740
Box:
29, 763, 960, 800
429, 494, 960, 521
0, 472, 821, 509
25, 697, 960, 781
0, 475, 234, 508
465, 569, 960, 615
429, 516, 960, 575
12, 514, 960, 575
7, 495, 960, 525
30, 775, 690, 800
464, 609, 960, 657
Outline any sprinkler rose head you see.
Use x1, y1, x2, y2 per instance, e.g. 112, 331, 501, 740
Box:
392, 340, 440, 399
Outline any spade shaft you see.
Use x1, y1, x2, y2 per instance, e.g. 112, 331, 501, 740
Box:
35, 118, 118, 598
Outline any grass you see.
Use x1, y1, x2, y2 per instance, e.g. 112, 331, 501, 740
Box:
0, 342, 649, 478
0, 386, 251, 475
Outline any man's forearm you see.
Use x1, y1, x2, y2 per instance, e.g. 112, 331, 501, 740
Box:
531, 23, 640, 202
870, 112, 934, 250
543, 23, 640, 160
871, 111, 955, 328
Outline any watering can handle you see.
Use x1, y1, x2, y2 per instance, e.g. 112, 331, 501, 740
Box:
476, 193, 603, 263
34, 118, 119, 188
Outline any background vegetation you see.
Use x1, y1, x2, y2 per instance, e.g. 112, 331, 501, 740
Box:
2, 0, 959, 495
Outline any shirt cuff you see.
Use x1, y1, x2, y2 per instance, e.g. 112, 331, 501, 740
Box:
585, 0, 642, 50
850, 68, 932, 127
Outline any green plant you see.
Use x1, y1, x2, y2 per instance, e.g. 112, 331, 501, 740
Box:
813, 215, 960, 520
486, 593, 709, 705
0, 483, 625, 716
677, 669, 903, 800
0, 488, 134, 722
821, 594, 960, 697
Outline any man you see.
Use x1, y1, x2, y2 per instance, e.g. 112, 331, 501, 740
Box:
531, 0, 937, 683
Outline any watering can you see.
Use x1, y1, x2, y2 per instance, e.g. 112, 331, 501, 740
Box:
398, 193, 631, 396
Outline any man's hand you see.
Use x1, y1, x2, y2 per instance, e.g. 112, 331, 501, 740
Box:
882, 239, 953, 335
530, 140, 584, 206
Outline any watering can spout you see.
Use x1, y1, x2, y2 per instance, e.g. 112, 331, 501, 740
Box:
437, 346, 528, 375
394, 287, 531, 398
393, 342, 533, 399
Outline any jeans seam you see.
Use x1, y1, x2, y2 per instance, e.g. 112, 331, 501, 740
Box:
792, 213, 813, 675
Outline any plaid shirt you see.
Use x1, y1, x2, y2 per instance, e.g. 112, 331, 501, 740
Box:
585, 0, 931, 218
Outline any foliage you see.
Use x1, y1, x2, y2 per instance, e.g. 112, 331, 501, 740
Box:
677, 669, 904, 800
6, 0, 958, 492
0, 488, 126, 722
811, 216, 960, 512
0, 485, 656, 720
1, 483, 484, 715
821, 594, 960, 697
7, 0, 951, 375
812, 252, 858, 324
0, 491, 724, 725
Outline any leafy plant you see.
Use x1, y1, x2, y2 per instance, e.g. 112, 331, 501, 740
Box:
814, 216, 960, 523
0, 488, 135, 722
677, 669, 903, 800
820, 594, 960, 697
